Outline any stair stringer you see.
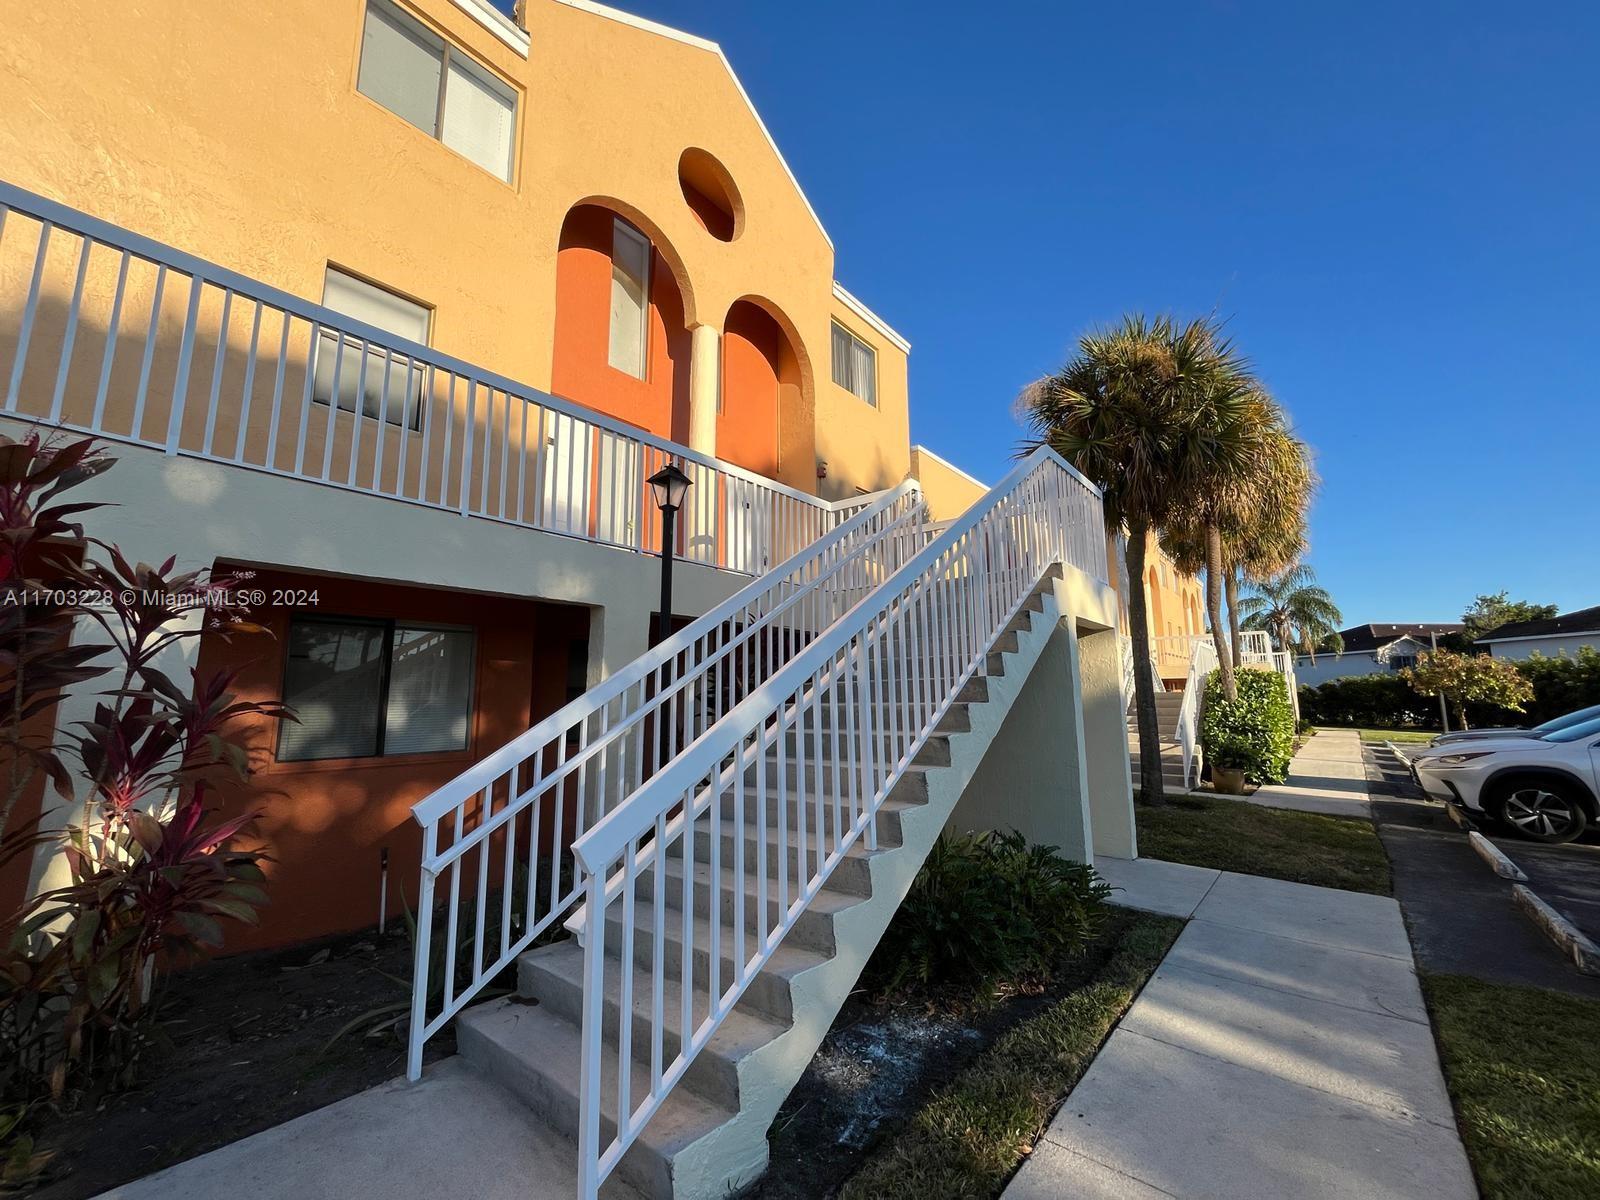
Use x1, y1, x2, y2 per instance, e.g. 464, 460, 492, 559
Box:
662, 563, 1074, 1199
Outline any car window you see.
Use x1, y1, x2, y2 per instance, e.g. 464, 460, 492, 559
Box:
1534, 703, 1600, 733
1541, 715, 1600, 744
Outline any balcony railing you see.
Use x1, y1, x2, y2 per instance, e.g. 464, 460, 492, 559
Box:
0, 178, 846, 574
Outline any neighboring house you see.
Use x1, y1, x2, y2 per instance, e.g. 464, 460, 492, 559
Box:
1477, 605, 1600, 660
0, 0, 939, 949
1295, 623, 1465, 687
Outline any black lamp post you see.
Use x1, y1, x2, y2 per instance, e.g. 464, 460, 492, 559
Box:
647, 462, 692, 646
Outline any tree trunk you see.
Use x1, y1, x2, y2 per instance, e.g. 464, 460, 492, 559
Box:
1125, 523, 1165, 806
1205, 524, 1236, 701
1225, 567, 1243, 670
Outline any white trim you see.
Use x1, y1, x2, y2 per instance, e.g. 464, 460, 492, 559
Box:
1478, 629, 1600, 646
910, 444, 987, 491
832, 282, 911, 353
448, 0, 532, 55
549, 0, 833, 251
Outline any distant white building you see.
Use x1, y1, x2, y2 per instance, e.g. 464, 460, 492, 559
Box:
1477, 606, 1600, 661
1294, 623, 1465, 687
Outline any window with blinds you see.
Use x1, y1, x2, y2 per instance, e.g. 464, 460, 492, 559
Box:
608, 218, 651, 379
313, 268, 431, 429
277, 616, 475, 761
830, 321, 877, 406
357, 0, 517, 181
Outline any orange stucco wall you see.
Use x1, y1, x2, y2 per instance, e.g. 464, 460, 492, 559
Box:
0, 0, 912, 500
718, 301, 783, 478
196, 568, 589, 951
551, 205, 691, 443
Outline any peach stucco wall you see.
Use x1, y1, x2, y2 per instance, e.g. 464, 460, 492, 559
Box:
0, 0, 911, 499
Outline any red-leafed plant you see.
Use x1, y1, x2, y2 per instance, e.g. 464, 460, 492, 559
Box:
0, 429, 289, 1123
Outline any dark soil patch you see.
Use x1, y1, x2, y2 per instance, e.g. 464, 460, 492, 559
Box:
747, 908, 1144, 1200
29, 924, 453, 1200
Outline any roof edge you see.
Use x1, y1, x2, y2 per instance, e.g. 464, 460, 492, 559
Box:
910, 444, 987, 490
832, 282, 912, 353
454, 0, 531, 54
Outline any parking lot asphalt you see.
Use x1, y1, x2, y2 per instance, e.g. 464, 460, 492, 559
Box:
1364, 744, 1600, 1000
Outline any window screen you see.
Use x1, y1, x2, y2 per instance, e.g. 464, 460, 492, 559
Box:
442, 55, 517, 180
278, 619, 388, 760
278, 617, 475, 761
314, 268, 431, 429
830, 321, 877, 406
609, 219, 651, 378
358, 1, 445, 135
384, 625, 475, 754
358, 0, 516, 181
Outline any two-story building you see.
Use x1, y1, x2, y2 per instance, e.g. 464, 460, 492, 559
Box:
0, 0, 984, 948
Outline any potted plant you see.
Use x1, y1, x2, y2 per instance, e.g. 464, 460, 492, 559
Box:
1209, 746, 1250, 795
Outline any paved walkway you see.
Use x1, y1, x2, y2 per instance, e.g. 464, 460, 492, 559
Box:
93, 1058, 642, 1200
1007, 857, 1475, 1200
1239, 727, 1369, 818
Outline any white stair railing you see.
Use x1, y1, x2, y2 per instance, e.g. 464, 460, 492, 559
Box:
567, 448, 1105, 1197
1174, 636, 1220, 791
403, 481, 924, 1079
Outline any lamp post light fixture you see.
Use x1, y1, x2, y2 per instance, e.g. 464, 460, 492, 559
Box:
647, 462, 692, 646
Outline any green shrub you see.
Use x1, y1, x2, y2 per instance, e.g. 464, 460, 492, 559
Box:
1298, 672, 1439, 728
1300, 648, 1600, 730
864, 831, 1110, 998
1468, 647, 1600, 728
1201, 668, 1295, 784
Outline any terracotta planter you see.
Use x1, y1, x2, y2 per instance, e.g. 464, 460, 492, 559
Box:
1212, 766, 1247, 795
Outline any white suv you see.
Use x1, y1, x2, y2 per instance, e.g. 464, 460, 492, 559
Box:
1411, 715, 1600, 843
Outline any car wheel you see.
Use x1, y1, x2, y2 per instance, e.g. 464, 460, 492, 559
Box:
1490, 778, 1590, 844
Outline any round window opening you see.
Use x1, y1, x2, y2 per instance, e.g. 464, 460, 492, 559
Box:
678, 148, 743, 242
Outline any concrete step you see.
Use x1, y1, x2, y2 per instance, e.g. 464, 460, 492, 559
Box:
458, 997, 733, 1200
599, 890, 831, 1024
645, 853, 867, 956
669, 819, 880, 899
519, 937, 789, 1113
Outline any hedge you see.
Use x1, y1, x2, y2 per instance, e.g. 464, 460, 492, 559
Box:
1299, 647, 1600, 730
1200, 667, 1296, 784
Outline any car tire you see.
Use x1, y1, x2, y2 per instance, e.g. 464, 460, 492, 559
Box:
1488, 776, 1591, 844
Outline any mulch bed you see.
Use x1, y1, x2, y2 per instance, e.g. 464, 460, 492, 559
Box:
30, 925, 450, 1200
747, 907, 1144, 1200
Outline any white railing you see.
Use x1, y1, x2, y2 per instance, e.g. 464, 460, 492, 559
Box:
402, 481, 925, 1078
0, 178, 834, 575
567, 448, 1105, 1196
1174, 636, 1219, 791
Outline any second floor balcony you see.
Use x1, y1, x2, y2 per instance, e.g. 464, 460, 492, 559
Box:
0, 179, 860, 578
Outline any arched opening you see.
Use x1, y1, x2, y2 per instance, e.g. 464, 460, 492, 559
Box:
551, 203, 691, 442
678, 148, 742, 242
718, 299, 793, 478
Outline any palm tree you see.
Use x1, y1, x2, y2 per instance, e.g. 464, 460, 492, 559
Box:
1225, 421, 1316, 668
1238, 565, 1343, 658
1018, 314, 1243, 805
1162, 385, 1284, 700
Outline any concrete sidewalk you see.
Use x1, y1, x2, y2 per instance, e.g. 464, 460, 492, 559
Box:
1240, 727, 1370, 818
1008, 858, 1475, 1199
93, 1058, 642, 1200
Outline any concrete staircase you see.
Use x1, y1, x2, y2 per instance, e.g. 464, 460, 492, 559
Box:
455, 567, 1070, 1199
1126, 686, 1190, 793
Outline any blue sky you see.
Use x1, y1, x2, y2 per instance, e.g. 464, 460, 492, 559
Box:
504, 1, 1598, 626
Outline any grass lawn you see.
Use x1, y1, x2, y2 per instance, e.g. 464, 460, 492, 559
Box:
838, 913, 1183, 1199
1345, 727, 1438, 743
1137, 794, 1393, 895
1423, 974, 1600, 1199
